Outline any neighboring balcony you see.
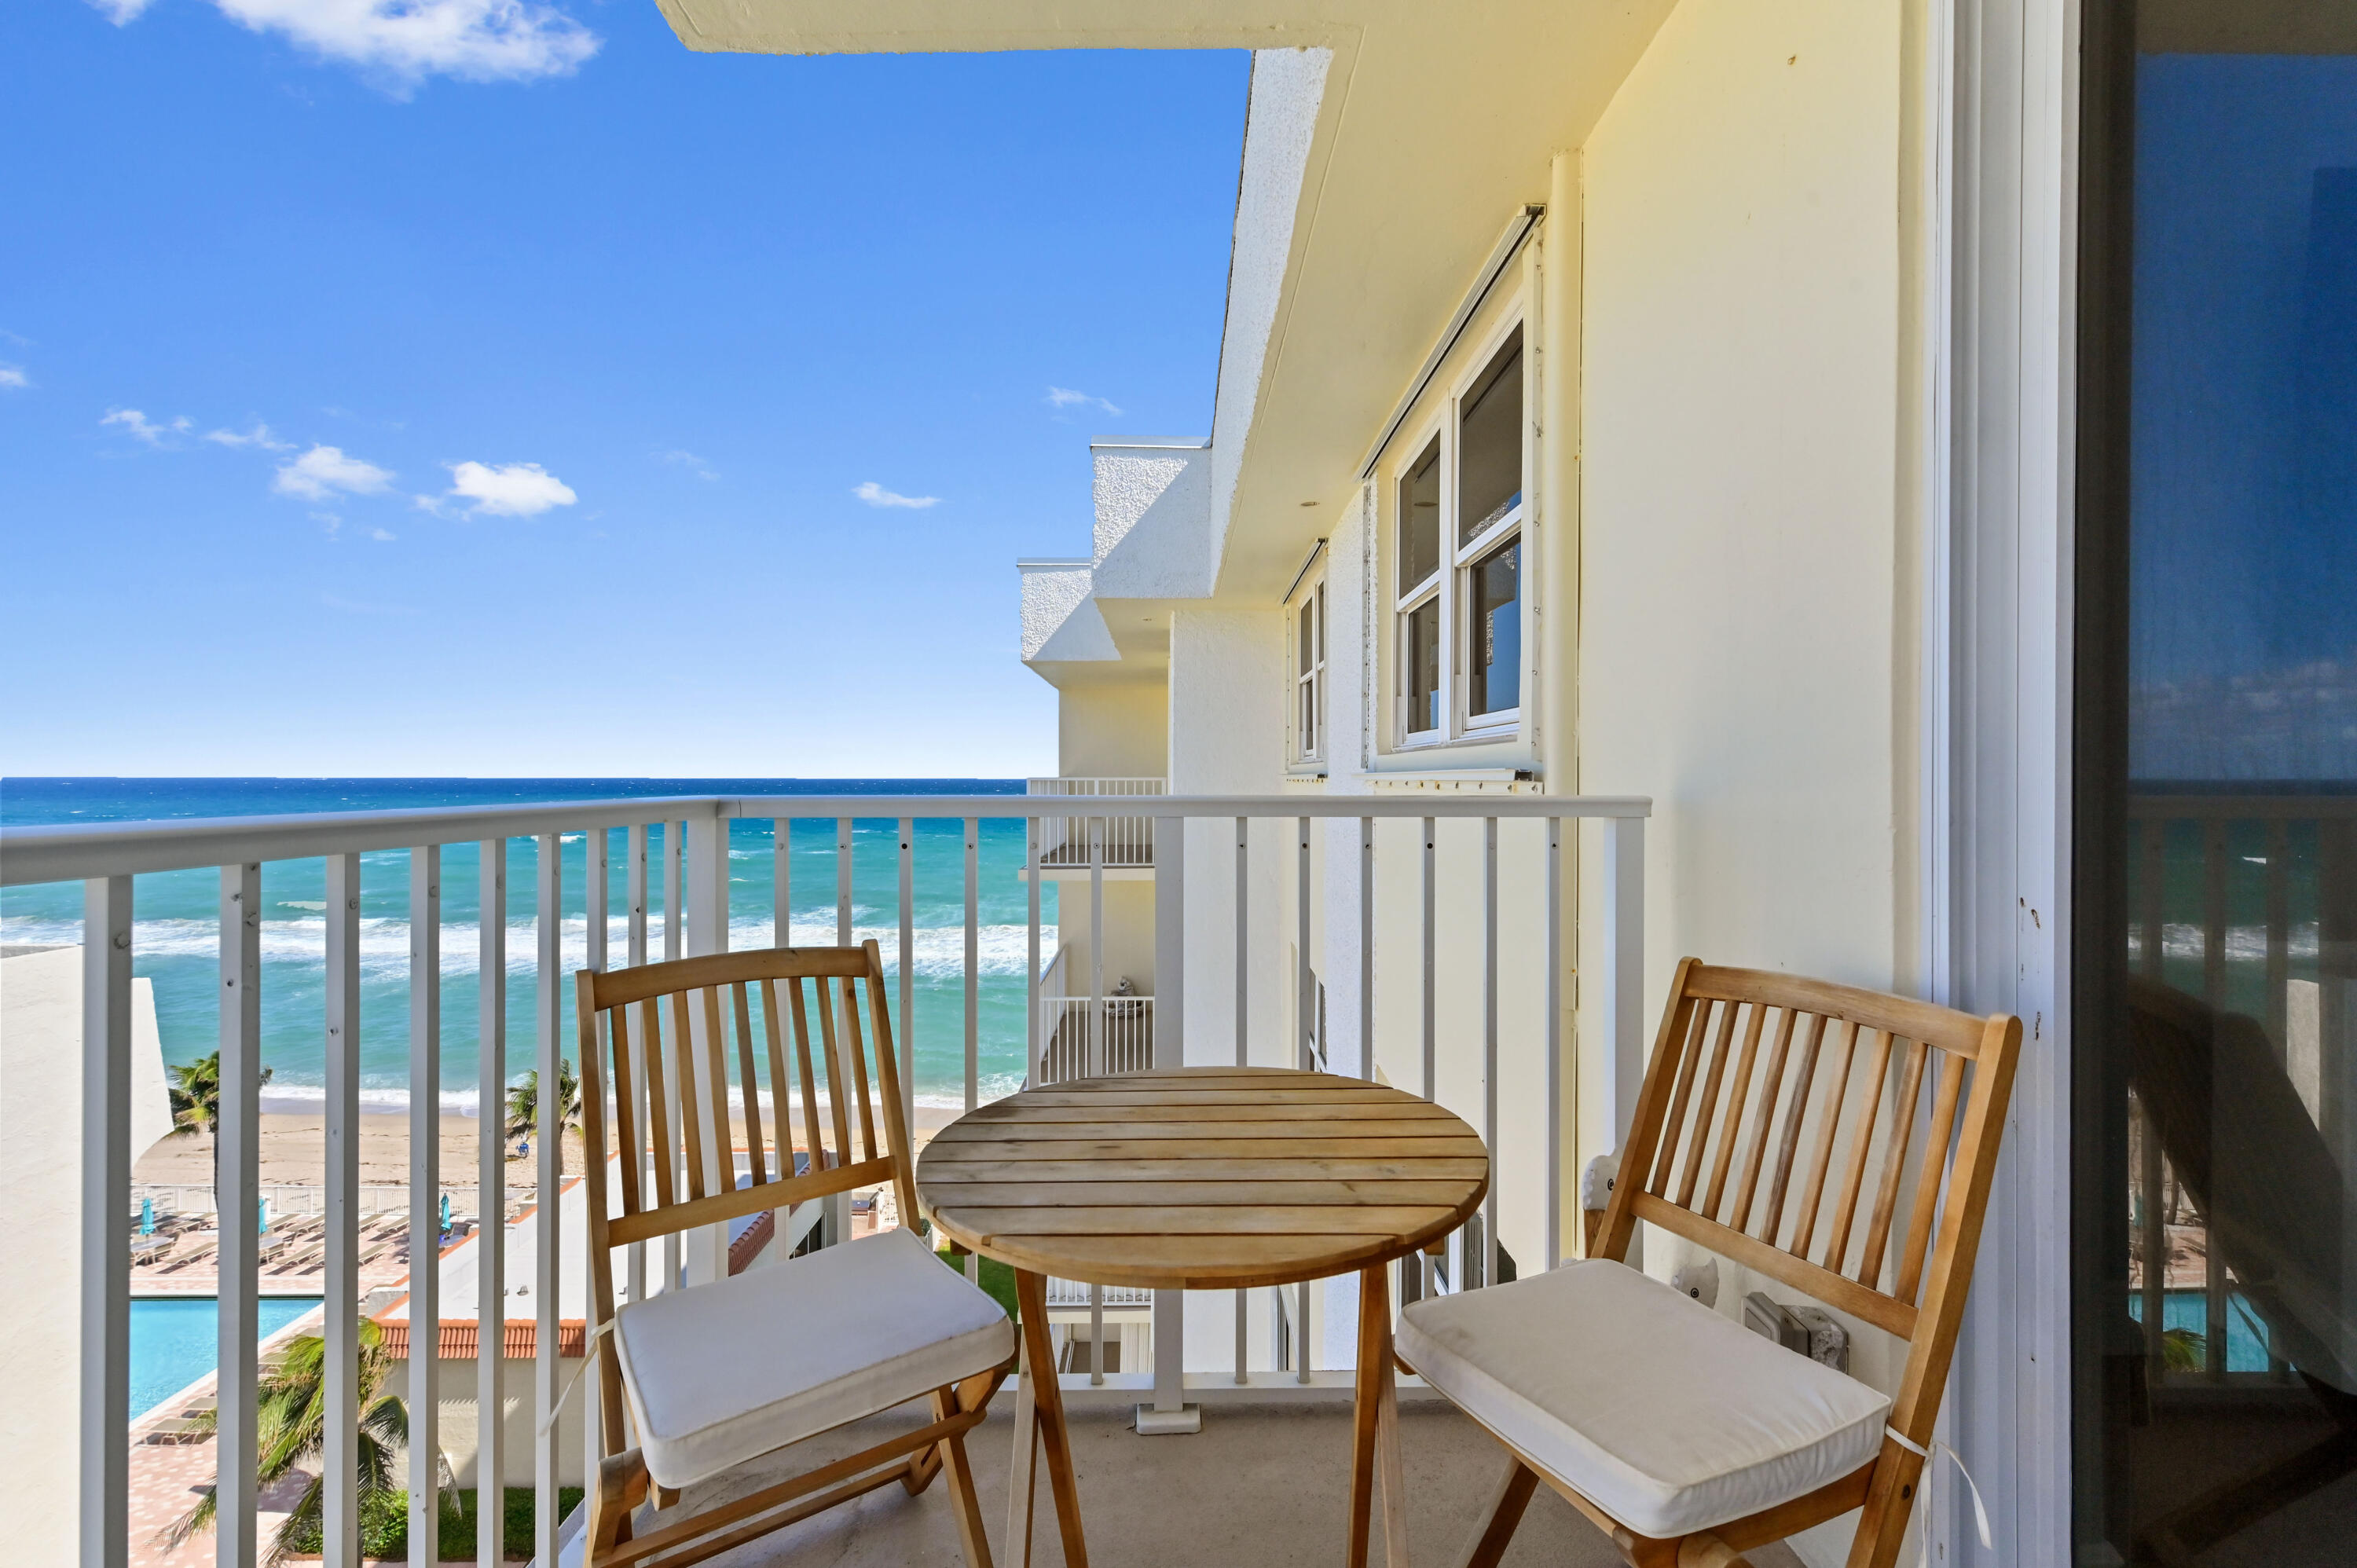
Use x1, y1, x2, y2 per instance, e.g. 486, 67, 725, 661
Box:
1024, 776, 1164, 874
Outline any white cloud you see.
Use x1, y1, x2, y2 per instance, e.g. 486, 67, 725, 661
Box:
86, 0, 154, 24
0, 366, 29, 390
102, 408, 192, 445
1047, 386, 1123, 416
444, 460, 576, 516
368, 526, 397, 542
854, 481, 940, 510
205, 422, 295, 451
207, 1, 599, 91
275, 444, 394, 500
313, 511, 344, 537
658, 449, 717, 481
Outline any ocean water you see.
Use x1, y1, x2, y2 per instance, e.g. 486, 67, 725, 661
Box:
0, 779, 1058, 1110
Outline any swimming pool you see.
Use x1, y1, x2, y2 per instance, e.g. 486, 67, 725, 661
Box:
130, 1297, 320, 1419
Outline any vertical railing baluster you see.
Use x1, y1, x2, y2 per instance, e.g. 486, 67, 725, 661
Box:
1603, 815, 1645, 1269
477, 837, 507, 1568
2266, 819, 2290, 1053
2138, 815, 2165, 980
1545, 817, 1564, 1270
836, 818, 853, 946
1297, 816, 1312, 1070
82, 874, 133, 1568
1360, 818, 1374, 1083
1090, 816, 1105, 1079
217, 864, 262, 1568
1421, 817, 1436, 1101
1027, 816, 1041, 1088
582, 829, 608, 1483
533, 834, 563, 1566
775, 816, 793, 947
966, 817, 981, 1112
1483, 816, 1499, 1295
1090, 1282, 1105, 1385
627, 824, 652, 1304
324, 852, 362, 1567
1235, 815, 1248, 1380
899, 816, 915, 1127
405, 850, 439, 1568
2201, 819, 2228, 1008
1150, 809, 1189, 1423
666, 821, 686, 962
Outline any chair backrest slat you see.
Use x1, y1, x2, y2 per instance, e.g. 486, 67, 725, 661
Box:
733, 983, 766, 1186
1894, 1051, 1967, 1302
813, 978, 856, 1166
1857, 1036, 1930, 1288
839, 976, 879, 1164
610, 1002, 643, 1216
642, 997, 676, 1209
1790, 1019, 1860, 1255
782, 976, 826, 1170
1726, 1006, 1799, 1231
1595, 958, 2023, 1472
1760, 1011, 1830, 1241
698, 987, 735, 1186
1674, 1001, 1742, 1209
1703, 1002, 1770, 1221
1649, 998, 1713, 1194
669, 990, 707, 1201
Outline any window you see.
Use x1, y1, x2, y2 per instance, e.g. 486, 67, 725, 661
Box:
1392, 324, 1528, 745
1292, 575, 1326, 764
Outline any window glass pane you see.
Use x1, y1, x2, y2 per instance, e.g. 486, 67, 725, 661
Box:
2074, 10, 2357, 1563
1406, 598, 1441, 735
1299, 599, 1314, 676
1400, 438, 1441, 589
1458, 330, 1523, 544
1468, 535, 1520, 716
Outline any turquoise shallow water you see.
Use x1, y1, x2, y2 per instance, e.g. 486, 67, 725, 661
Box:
1, 779, 1056, 1108
130, 1296, 320, 1419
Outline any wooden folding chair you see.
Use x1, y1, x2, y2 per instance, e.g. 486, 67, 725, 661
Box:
574, 941, 1016, 1568
1398, 958, 2021, 1568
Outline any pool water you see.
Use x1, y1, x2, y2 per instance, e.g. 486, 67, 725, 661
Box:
130, 1297, 320, 1418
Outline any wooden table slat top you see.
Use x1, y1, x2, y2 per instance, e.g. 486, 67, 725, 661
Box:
916, 1067, 1489, 1291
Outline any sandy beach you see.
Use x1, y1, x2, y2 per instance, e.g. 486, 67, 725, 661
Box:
131, 1101, 966, 1192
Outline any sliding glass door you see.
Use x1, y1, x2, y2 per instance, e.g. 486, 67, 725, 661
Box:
2075, 5, 2357, 1561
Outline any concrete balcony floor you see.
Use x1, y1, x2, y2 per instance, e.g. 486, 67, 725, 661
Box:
676, 1398, 1810, 1567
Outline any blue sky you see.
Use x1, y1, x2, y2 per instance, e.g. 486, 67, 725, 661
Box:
0, 2, 1246, 777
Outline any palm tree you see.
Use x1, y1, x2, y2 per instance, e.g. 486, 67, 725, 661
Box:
162, 1317, 449, 1564
166, 1051, 272, 1212
504, 1057, 581, 1154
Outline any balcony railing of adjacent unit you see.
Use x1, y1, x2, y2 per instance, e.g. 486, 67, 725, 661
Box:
2122, 790, 2357, 1386
4, 789, 1649, 1567
1032, 947, 1157, 1085
1026, 776, 1164, 868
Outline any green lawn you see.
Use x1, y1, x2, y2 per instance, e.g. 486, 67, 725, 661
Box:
277, 1486, 584, 1561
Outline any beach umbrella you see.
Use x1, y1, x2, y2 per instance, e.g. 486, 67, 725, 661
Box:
439, 1192, 452, 1233
258, 1196, 269, 1236
139, 1197, 153, 1236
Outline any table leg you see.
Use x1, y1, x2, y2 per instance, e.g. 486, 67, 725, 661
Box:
1350, 1262, 1409, 1568
1014, 1269, 1089, 1568
1007, 1345, 1039, 1568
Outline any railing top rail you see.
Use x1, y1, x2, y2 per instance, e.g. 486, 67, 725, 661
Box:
1, 791, 1650, 886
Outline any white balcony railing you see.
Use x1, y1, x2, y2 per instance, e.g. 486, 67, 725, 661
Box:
2, 787, 1648, 1566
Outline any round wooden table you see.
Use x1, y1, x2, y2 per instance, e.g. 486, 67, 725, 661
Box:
915, 1066, 1488, 1568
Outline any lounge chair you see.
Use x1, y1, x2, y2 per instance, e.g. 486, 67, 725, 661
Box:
1398, 959, 2020, 1568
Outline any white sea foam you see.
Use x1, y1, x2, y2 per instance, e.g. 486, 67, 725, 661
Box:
0, 913, 1055, 982
252, 1079, 1024, 1116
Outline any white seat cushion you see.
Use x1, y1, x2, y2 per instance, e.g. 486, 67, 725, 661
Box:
1398, 1260, 1890, 1538
613, 1225, 1014, 1489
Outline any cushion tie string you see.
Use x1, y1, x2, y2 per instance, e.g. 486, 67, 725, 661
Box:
537, 1316, 619, 1435
1883, 1424, 1992, 1560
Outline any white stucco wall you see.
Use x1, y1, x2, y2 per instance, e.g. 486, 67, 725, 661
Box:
1091, 441, 1213, 600
0, 947, 173, 1566
1019, 560, 1120, 665
1573, 2, 1912, 1559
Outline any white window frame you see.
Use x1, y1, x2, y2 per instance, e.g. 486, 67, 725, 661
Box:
1289, 570, 1328, 767
1387, 310, 1533, 752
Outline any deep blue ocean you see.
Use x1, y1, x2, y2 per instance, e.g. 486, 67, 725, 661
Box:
0, 779, 1056, 1110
